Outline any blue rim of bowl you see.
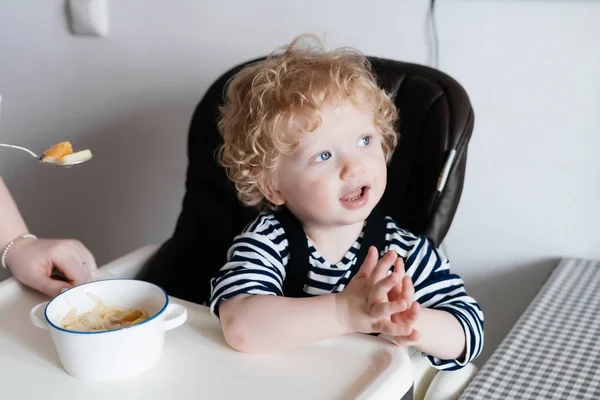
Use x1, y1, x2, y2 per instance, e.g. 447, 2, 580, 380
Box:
44, 278, 169, 335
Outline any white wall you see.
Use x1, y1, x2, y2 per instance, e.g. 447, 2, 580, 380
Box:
439, 0, 600, 365
0, 0, 598, 365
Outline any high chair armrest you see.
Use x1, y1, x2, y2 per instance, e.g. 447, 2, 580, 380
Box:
424, 362, 479, 400
405, 344, 479, 400
410, 350, 439, 400
95, 244, 159, 279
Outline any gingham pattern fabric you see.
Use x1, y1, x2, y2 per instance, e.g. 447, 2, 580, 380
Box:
460, 258, 600, 400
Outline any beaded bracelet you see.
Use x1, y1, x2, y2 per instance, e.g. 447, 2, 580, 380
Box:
1, 233, 38, 270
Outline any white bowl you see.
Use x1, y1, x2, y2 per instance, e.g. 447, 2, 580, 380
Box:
30, 278, 187, 381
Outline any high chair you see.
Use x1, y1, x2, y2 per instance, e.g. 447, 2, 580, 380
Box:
135, 55, 479, 399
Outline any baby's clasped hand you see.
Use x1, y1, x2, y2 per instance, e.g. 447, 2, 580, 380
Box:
388, 257, 421, 345
336, 247, 412, 336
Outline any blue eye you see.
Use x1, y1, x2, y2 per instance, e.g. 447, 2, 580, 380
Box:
316, 151, 332, 162
359, 136, 371, 146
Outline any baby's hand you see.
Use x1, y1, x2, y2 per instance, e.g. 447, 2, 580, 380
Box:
336, 247, 409, 336
388, 258, 421, 346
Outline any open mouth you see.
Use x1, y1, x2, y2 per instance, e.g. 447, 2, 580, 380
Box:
340, 185, 371, 208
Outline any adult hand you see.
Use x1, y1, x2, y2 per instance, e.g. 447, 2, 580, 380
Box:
6, 238, 96, 297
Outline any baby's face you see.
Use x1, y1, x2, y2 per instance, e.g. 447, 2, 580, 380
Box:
273, 100, 387, 230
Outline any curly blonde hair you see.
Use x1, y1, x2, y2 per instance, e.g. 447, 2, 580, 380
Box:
217, 34, 399, 210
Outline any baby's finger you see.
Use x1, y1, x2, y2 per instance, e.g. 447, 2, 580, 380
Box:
386, 258, 406, 302
356, 246, 379, 279
395, 257, 406, 277
371, 251, 397, 284
401, 275, 415, 302
387, 281, 402, 302
394, 329, 421, 346
390, 301, 421, 326
374, 319, 413, 337
369, 272, 401, 304
406, 301, 421, 323
392, 301, 421, 326
370, 299, 408, 319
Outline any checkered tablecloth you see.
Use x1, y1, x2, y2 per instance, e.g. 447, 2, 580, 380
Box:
460, 258, 600, 400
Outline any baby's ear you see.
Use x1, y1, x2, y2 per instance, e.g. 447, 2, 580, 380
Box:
257, 180, 285, 206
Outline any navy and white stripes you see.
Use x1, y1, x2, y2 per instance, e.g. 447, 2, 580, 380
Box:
210, 213, 484, 370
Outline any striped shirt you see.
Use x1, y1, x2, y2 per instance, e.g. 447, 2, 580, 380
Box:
210, 213, 484, 370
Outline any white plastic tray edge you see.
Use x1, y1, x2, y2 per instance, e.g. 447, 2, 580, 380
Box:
0, 245, 412, 399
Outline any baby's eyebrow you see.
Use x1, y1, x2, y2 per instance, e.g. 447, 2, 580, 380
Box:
293, 140, 322, 156
302, 149, 325, 161
290, 146, 315, 161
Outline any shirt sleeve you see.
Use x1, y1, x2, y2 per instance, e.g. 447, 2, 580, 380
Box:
209, 224, 287, 318
391, 231, 484, 370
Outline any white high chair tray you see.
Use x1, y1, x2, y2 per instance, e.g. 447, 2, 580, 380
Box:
0, 259, 411, 399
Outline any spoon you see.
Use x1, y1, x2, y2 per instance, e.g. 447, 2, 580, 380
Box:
0, 143, 92, 167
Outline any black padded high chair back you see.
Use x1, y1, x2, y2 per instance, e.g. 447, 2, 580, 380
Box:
137, 57, 475, 305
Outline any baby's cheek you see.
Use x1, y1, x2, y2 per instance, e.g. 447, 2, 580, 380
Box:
293, 178, 328, 211
372, 160, 388, 192
306, 178, 331, 201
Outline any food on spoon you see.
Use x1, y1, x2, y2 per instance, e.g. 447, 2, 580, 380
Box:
60, 149, 93, 164
42, 141, 93, 164
41, 141, 73, 162
60, 296, 149, 332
